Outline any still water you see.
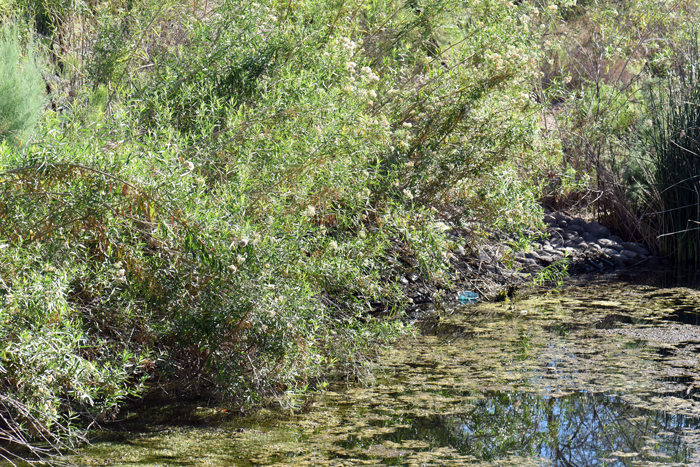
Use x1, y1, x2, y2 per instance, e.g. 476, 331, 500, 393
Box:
71, 270, 700, 466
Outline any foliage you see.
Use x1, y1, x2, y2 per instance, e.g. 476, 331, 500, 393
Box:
645, 36, 700, 262
0, 22, 44, 146
0, 0, 560, 461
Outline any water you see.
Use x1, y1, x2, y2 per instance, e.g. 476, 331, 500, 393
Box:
68, 272, 700, 466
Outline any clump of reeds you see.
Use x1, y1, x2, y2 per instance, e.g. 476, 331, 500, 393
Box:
647, 36, 700, 262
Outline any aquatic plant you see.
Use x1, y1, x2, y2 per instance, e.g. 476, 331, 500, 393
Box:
646, 36, 700, 262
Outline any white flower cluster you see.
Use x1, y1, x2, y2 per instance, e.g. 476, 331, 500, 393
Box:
341, 37, 357, 55
360, 66, 380, 83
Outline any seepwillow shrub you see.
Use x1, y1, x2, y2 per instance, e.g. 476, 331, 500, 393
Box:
1, 0, 553, 460
646, 38, 700, 262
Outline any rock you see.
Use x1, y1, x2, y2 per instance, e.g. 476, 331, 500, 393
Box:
621, 242, 650, 256
583, 232, 598, 243
619, 249, 639, 259
539, 254, 554, 263
609, 235, 625, 244
553, 212, 570, 222
597, 238, 623, 251
601, 247, 620, 257
584, 221, 610, 238
542, 244, 557, 254
587, 243, 601, 251
569, 217, 587, 227
639, 256, 660, 267
562, 247, 578, 257
557, 219, 568, 229
566, 224, 586, 235
544, 214, 557, 226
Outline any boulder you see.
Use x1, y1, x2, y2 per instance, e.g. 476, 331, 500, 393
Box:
584, 221, 611, 238
566, 224, 586, 236
544, 214, 557, 226
601, 247, 620, 257
619, 249, 639, 259
583, 232, 598, 243
609, 235, 625, 244
621, 242, 650, 256
569, 217, 587, 227
598, 238, 623, 251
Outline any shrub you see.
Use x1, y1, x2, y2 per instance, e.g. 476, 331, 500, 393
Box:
0, 22, 44, 146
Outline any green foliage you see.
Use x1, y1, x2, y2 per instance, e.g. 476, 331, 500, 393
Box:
0, 0, 557, 461
0, 22, 44, 146
645, 37, 700, 262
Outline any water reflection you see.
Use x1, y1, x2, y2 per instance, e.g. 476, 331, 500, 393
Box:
334, 390, 699, 466
65, 278, 700, 466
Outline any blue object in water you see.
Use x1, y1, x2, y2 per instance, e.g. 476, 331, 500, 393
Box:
458, 291, 479, 304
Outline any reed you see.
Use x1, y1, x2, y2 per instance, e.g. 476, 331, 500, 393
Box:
647, 37, 700, 262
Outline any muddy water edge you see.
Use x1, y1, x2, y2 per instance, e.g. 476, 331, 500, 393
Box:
67, 269, 700, 466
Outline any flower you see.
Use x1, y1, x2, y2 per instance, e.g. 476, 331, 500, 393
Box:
548, 4, 558, 10
228, 264, 238, 273
184, 160, 195, 171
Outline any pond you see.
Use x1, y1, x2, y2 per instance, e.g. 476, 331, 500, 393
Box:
69, 270, 700, 466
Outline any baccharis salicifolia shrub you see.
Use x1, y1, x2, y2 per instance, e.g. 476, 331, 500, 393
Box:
1, 0, 552, 459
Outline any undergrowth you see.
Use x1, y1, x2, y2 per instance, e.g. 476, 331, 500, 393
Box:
11, 0, 698, 462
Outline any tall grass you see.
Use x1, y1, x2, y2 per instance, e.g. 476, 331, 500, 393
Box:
647, 37, 700, 262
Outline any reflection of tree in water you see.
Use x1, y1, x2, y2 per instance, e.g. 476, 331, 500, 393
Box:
388, 391, 697, 466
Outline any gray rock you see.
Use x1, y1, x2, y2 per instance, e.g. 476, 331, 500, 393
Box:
569, 217, 587, 227
566, 224, 586, 235
598, 238, 623, 251
619, 249, 639, 259
639, 256, 660, 267
554, 212, 570, 222
542, 244, 557, 254
544, 214, 557, 226
539, 254, 554, 263
557, 219, 568, 229
583, 232, 598, 243
601, 247, 620, 257
621, 242, 650, 256
584, 221, 611, 238
609, 235, 625, 244
562, 247, 578, 257
588, 243, 602, 251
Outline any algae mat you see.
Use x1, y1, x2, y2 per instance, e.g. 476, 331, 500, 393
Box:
69, 276, 700, 466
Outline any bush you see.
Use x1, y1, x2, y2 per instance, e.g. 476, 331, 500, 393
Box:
0, 22, 44, 146
0, 0, 553, 460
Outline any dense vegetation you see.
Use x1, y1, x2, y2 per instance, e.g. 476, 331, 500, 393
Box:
1, 0, 699, 462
